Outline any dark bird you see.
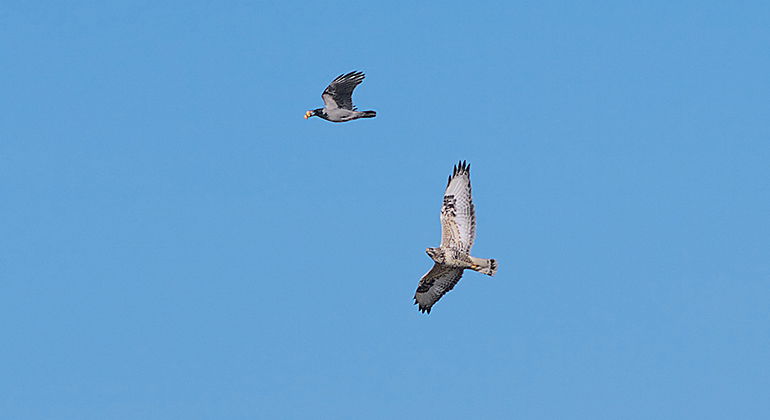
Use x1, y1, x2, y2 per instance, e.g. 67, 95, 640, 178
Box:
304, 71, 377, 123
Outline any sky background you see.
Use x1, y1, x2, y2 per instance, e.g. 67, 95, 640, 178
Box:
2, 1, 769, 419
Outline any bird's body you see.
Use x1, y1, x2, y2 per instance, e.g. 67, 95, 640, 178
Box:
305, 71, 376, 123
414, 161, 498, 314
310, 107, 377, 123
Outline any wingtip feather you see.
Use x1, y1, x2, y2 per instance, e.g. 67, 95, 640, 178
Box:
414, 298, 432, 314
448, 160, 471, 184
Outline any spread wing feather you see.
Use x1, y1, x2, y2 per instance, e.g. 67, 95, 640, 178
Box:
321, 71, 365, 111
414, 264, 464, 314
440, 161, 476, 253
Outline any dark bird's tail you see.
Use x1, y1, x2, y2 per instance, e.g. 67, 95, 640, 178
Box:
360, 110, 377, 118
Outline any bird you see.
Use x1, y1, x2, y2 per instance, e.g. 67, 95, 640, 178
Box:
414, 161, 498, 314
304, 71, 377, 123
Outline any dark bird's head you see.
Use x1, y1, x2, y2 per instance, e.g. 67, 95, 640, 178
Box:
304, 109, 324, 119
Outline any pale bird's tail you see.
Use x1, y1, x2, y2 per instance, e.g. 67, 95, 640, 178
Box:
470, 257, 497, 276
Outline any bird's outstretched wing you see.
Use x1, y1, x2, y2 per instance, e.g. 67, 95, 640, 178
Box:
440, 161, 476, 253
321, 71, 365, 111
414, 264, 464, 314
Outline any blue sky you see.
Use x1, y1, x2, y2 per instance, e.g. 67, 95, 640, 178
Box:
1, 1, 769, 419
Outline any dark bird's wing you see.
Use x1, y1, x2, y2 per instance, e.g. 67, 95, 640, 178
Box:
440, 161, 476, 253
321, 71, 365, 111
414, 264, 464, 314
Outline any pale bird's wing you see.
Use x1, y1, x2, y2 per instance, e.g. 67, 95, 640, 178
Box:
414, 263, 464, 314
321, 71, 365, 111
439, 160, 476, 253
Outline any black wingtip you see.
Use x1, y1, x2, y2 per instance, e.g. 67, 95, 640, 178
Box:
449, 160, 470, 183
332, 71, 366, 83
414, 299, 431, 314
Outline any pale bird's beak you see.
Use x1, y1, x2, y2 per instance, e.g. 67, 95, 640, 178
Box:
304, 111, 312, 119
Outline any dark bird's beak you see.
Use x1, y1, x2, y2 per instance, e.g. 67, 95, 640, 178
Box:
304, 110, 312, 119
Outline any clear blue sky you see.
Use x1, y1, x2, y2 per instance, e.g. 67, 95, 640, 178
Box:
2, 2, 769, 419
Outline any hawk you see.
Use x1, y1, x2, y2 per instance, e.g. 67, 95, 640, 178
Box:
414, 161, 498, 314
304, 71, 377, 122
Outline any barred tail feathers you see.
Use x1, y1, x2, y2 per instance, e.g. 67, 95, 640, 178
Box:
470, 257, 497, 276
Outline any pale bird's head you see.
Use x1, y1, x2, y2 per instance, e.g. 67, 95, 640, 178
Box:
426, 247, 441, 260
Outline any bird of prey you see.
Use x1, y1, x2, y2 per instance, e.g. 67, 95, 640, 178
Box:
414, 161, 498, 314
304, 71, 377, 123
